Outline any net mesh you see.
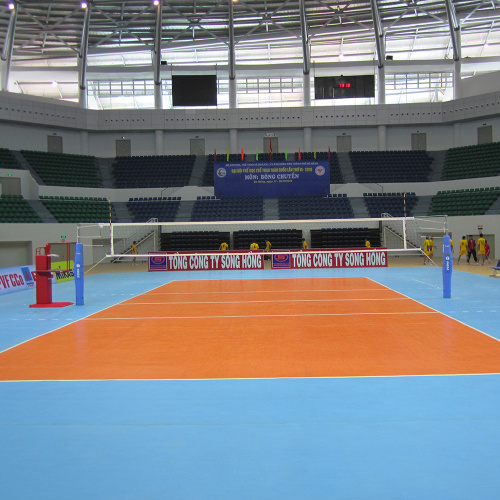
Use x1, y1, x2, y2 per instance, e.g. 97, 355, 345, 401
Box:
75, 216, 446, 261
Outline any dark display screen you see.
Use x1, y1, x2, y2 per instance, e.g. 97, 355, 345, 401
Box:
172, 75, 217, 106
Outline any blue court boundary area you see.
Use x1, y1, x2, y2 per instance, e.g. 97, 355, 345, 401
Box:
1, 376, 500, 500
1, 267, 500, 500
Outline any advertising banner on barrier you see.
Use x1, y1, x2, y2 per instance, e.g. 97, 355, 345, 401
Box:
214, 160, 330, 198
0, 265, 37, 296
149, 252, 265, 271
149, 249, 387, 272
272, 249, 388, 269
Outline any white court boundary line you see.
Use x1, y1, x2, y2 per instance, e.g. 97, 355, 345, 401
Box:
86, 311, 440, 320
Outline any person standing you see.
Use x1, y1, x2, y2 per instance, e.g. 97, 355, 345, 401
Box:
219, 241, 229, 251
365, 239, 371, 248
485, 239, 491, 264
467, 235, 478, 265
250, 241, 259, 251
477, 233, 486, 265
458, 235, 467, 265
131, 240, 138, 266
423, 236, 431, 265
302, 238, 308, 250
428, 237, 436, 260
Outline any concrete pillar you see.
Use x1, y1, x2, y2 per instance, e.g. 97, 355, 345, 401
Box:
453, 122, 461, 148
155, 130, 164, 155
377, 65, 386, 105
303, 127, 312, 152
378, 125, 387, 151
229, 128, 238, 153
303, 74, 311, 107
229, 79, 237, 109
80, 131, 89, 155
454, 59, 461, 100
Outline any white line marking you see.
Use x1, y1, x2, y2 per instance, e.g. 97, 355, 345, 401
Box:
148, 288, 386, 295
123, 297, 411, 306
86, 311, 439, 320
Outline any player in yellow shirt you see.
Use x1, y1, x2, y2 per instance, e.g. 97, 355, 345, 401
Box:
264, 240, 272, 252
365, 239, 371, 248
250, 242, 259, 251
457, 236, 467, 265
219, 242, 229, 251
478, 233, 486, 265
131, 240, 138, 266
423, 236, 431, 265
302, 238, 308, 249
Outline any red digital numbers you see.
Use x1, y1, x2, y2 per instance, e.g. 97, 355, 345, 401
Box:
339, 83, 351, 88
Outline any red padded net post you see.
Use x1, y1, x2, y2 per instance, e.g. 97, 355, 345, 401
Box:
29, 243, 73, 308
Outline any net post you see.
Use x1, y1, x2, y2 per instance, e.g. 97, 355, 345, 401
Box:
443, 234, 452, 298
403, 217, 407, 250
75, 242, 84, 305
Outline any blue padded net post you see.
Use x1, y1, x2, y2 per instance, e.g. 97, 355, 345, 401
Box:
74, 242, 84, 306
442, 234, 452, 298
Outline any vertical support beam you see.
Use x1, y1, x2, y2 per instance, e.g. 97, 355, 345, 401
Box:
377, 65, 386, 104
303, 127, 312, 152
80, 130, 89, 155
78, 1, 92, 108
444, 0, 461, 99
453, 122, 461, 147
370, 0, 386, 104
153, 0, 164, 110
228, 0, 236, 108
229, 128, 238, 154
1, 2, 18, 92
299, 0, 311, 106
378, 125, 386, 151
155, 129, 164, 155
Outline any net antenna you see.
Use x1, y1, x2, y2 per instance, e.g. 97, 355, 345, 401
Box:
104, 216, 446, 261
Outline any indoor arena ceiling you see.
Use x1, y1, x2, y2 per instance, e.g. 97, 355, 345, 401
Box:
1, 0, 500, 102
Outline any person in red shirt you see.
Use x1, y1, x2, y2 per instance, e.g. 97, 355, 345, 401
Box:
485, 239, 491, 264
467, 236, 478, 265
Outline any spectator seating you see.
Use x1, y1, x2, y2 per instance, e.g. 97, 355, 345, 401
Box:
40, 196, 115, 223
127, 197, 181, 222
233, 228, 303, 250
294, 151, 344, 184
0, 148, 23, 169
21, 151, 101, 187
349, 150, 432, 182
363, 192, 418, 217
112, 155, 195, 188
428, 187, 500, 216
278, 195, 354, 219
442, 143, 500, 180
0, 194, 42, 223
160, 231, 230, 251
310, 227, 381, 248
191, 196, 264, 221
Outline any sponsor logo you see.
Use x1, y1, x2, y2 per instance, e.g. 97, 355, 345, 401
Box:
315, 166, 325, 176
21, 266, 35, 288
216, 167, 227, 178
149, 254, 168, 271
272, 252, 291, 269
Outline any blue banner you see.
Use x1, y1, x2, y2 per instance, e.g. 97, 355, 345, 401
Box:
214, 160, 330, 198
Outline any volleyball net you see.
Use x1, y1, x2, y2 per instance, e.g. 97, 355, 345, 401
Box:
75, 215, 447, 265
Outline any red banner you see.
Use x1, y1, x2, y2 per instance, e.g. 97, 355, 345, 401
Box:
149, 251, 264, 271
149, 249, 387, 271
272, 249, 387, 269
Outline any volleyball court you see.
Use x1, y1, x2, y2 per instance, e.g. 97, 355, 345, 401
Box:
2, 272, 500, 381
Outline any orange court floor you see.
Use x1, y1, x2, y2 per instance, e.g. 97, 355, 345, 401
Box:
1, 276, 500, 381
